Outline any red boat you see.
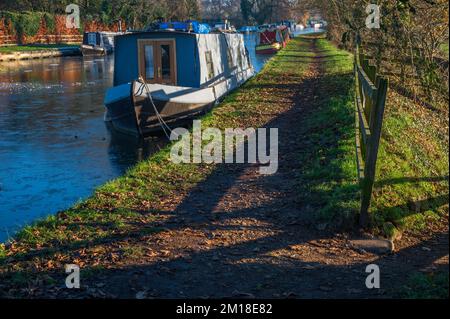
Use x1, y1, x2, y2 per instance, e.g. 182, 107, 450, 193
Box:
256, 25, 290, 55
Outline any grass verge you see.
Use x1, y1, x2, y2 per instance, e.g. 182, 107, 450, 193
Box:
371, 76, 449, 235
294, 36, 449, 234
398, 271, 449, 299
0, 44, 78, 54
293, 38, 359, 228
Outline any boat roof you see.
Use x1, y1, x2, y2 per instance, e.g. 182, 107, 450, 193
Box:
116, 30, 241, 39
84, 31, 123, 35
119, 30, 196, 37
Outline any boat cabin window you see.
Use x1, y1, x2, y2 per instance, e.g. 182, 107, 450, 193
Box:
205, 51, 214, 80
161, 44, 171, 80
138, 39, 177, 85
88, 33, 97, 45
144, 44, 155, 80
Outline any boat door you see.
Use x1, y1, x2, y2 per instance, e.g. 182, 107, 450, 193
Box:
138, 39, 177, 85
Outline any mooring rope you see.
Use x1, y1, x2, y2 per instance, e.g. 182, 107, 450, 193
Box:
137, 76, 173, 140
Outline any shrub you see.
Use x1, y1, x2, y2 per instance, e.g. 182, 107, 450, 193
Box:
0, 11, 57, 38
15, 12, 42, 38
43, 13, 55, 33
0, 11, 20, 35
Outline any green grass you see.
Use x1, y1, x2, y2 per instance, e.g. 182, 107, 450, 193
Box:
0, 244, 6, 260
294, 38, 359, 228
291, 36, 448, 232
0, 44, 78, 54
399, 272, 449, 299
440, 42, 449, 59
370, 77, 449, 233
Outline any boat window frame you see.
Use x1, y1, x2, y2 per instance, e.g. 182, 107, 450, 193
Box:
158, 41, 176, 83
137, 39, 177, 85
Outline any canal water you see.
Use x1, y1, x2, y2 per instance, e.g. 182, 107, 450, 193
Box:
0, 36, 272, 241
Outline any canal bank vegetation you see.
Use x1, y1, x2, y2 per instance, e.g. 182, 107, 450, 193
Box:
371, 84, 448, 234
0, 1, 201, 32
1, 0, 305, 31
0, 44, 78, 53
0, 10, 119, 47
0, 34, 448, 297
399, 271, 449, 299
0, 11, 56, 37
302, 0, 448, 238
311, 0, 449, 112
293, 38, 448, 235
0, 2, 202, 48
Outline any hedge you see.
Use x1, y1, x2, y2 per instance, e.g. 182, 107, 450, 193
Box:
0, 11, 55, 37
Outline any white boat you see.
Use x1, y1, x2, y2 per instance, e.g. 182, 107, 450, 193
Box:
81, 31, 122, 56
104, 25, 254, 136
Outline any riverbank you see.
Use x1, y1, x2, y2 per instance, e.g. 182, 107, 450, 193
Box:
0, 44, 80, 61
0, 34, 447, 298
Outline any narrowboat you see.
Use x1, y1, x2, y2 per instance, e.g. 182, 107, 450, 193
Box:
81, 31, 122, 56
255, 26, 290, 55
104, 24, 255, 136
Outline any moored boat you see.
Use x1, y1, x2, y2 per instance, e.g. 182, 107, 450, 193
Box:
255, 25, 290, 55
104, 24, 255, 136
81, 31, 122, 56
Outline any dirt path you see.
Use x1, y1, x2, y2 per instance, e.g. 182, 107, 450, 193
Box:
61, 38, 446, 299
2, 37, 447, 299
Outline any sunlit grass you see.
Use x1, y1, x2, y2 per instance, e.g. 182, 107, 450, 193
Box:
440, 42, 449, 59
0, 44, 78, 54
371, 85, 449, 233
293, 38, 359, 228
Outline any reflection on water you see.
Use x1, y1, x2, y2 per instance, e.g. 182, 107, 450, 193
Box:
294, 27, 326, 35
0, 38, 272, 241
242, 27, 325, 72
0, 56, 143, 241
243, 33, 273, 72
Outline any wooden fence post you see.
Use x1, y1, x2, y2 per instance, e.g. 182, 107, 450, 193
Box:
354, 43, 389, 228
